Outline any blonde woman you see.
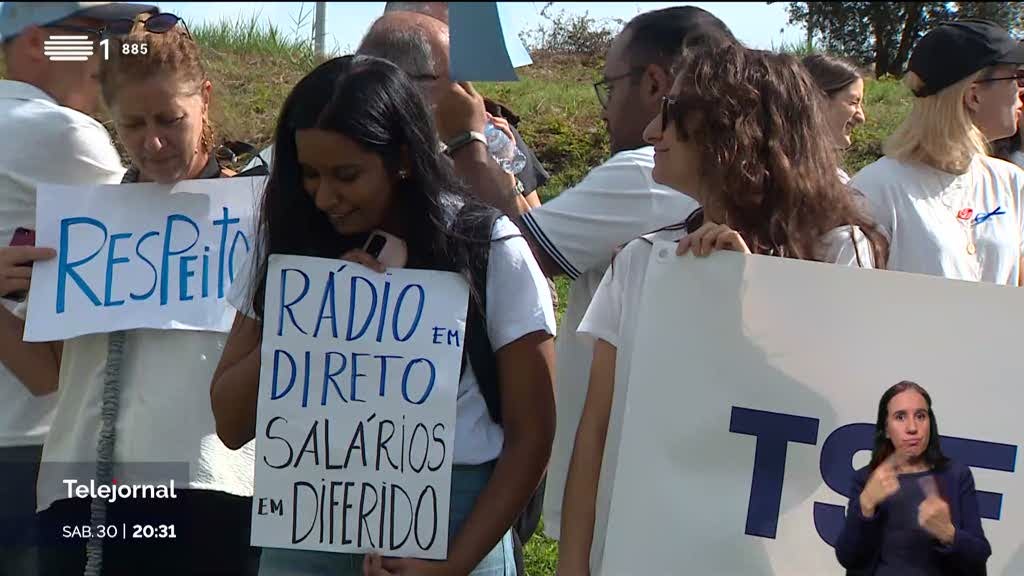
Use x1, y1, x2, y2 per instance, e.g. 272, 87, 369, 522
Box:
851, 19, 1024, 285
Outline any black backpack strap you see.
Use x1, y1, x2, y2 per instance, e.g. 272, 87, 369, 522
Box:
459, 207, 503, 425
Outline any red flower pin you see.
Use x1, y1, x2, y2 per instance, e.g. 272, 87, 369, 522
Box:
957, 208, 974, 221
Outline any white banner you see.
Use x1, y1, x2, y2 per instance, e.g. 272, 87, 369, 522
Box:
251, 255, 467, 559
598, 243, 1023, 575
24, 177, 263, 341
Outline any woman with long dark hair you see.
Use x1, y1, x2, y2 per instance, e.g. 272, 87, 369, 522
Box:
835, 381, 991, 574
210, 55, 556, 576
802, 54, 866, 182
557, 41, 889, 574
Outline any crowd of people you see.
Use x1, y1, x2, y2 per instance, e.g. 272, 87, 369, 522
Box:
0, 1, 1020, 575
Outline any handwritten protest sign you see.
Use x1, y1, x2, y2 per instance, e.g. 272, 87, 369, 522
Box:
595, 246, 1023, 574
250, 255, 467, 559
24, 177, 262, 341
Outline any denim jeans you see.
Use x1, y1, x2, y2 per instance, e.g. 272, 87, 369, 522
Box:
259, 461, 515, 576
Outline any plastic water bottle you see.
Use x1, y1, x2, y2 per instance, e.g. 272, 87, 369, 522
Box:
484, 121, 527, 175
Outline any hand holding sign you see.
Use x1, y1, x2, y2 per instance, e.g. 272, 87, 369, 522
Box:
340, 248, 386, 274
859, 455, 901, 518
676, 221, 752, 257
918, 475, 956, 545
0, 246, 56, 298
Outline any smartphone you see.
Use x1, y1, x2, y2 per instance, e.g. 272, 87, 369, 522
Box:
10, 227, 35, 247
363, 230, 408, 269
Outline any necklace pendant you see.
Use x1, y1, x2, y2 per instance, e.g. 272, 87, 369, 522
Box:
967, 242, 977, 255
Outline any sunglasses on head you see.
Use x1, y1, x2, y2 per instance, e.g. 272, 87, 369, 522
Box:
44, 12, 189, 40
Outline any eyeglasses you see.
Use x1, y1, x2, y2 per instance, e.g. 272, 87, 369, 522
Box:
593, 67, 644, 109
44, 12, 190, 40
975, 70, 1024, 88
660, 95, 679, 133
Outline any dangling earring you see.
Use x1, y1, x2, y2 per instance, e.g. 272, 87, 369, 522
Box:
398, 169, 409, 180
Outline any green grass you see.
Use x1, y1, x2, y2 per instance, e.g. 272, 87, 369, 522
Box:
523, 519, 561, 575
0, 17, 916, 575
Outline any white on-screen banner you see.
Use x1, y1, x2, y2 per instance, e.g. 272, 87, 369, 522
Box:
251, 254, 467, 560
597, 243, 1022, 575
25, 177, 263, 341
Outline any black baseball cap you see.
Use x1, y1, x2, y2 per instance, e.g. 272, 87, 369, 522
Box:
908, 19, 1024, 97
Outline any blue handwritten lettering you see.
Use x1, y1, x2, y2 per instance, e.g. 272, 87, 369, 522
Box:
375, 355, 402, 396
392, 284, 425, 342
179, 256, 198, 301
56, 217, 107, 313
314, 271, 338, 338
213, 207, 240, 298
159, 215, 200, 306
321, 352, 348, 405
350, 353, 369, 403
347, 276, 378, 341
401, 358, 435, 405
271, 349, 297, 400
104, 232, 132, 307
278, 268, 310, 337
130, 231, 160, 301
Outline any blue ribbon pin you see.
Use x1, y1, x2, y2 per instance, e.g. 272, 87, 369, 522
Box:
974, 206, 1006, 226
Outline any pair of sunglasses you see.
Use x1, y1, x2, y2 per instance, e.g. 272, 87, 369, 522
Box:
45, 12, 189, 40
975, 69, 1024, 88
660, 95, 679, 133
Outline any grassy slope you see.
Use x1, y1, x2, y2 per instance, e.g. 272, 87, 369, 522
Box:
1, 25, 912, 575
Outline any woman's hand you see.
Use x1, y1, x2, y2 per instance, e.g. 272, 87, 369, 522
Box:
918, 475, 956, 545
676, 221, 751, 257
362, 554, 449, 576
0, 246, 56, 297
340, 248, 386, 273
859, 455, 901, 518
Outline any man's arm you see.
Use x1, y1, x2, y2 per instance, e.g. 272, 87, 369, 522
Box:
435, 81, 523, 213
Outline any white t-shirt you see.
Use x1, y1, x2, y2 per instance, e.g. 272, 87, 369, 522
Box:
577, 224, 875, 571
851, 154, 1024, 285
228, 216, 556, 465
837, 167, 852, 185
0, 80, 125, 447
518, 146, 698, 540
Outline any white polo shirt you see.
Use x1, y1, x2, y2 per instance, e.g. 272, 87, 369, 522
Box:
0, 80, 125, 447
851, 154, 1024, 285
518, 146, 699, 540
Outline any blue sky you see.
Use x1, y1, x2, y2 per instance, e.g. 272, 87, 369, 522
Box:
151, 2, 806, 54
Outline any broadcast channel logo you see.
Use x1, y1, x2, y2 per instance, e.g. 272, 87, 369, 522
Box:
44, 35, 94, 61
